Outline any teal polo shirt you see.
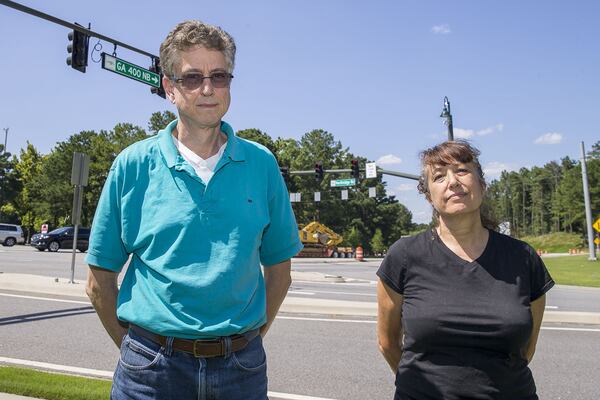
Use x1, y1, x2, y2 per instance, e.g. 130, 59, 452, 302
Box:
86, 120, 303, 339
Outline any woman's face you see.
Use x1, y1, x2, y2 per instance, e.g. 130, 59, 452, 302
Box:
426, 161, 485, 218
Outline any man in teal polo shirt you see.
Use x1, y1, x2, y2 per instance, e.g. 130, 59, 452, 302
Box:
85, 20, 302, 400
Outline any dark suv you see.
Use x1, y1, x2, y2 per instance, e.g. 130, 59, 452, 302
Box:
31, 227, 90, 252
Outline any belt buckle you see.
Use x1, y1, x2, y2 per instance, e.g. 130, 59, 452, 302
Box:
193, 339, 203, 358
192, 338, 225, 358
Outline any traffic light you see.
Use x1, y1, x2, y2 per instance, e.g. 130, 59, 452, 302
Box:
66, 24, 90, 73
314, 163, 324, 181
351, 159, 360, 180
149, 58, 166, 98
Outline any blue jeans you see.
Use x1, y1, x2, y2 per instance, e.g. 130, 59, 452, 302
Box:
111, 327, 268, 400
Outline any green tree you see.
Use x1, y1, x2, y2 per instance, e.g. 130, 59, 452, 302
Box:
236, 128, 277, 155
344, 226, 361, 248
148, 110, 177, 134
38, 123, 148, 228
370, 228, 385, 255
12, 143, 45, 240
0, 146, 20, 223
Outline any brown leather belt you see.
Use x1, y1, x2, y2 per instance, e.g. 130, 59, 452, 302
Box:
130, 324, 257, 358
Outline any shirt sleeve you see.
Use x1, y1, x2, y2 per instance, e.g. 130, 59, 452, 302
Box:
528, 248, 555, 301
376, 239, 406, 294
85, 161, 129, 272
259, 155, 303, 267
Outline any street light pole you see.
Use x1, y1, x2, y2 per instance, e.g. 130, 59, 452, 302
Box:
2, 128, 7, 154
440, 97, 454, 141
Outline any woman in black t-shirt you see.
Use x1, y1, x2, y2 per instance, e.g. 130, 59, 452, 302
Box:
377, 141, 554, 400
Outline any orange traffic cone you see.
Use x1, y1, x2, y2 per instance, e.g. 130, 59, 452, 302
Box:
355, 246, 364, 261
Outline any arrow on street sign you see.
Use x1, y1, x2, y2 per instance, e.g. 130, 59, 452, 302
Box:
593, 218, 600, 233
101, 53, 161, 88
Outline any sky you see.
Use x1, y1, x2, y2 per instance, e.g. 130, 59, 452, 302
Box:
1, 0, 599, 224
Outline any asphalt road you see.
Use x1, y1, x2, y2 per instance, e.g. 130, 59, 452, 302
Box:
1, 290, 599, 399
2, 245, 600, 312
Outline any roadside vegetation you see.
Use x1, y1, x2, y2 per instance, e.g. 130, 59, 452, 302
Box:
0, 366, 110, 400
543, 255, 600, 287
520, 232, 586, 253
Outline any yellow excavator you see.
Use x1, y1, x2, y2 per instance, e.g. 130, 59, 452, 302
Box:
297, 221, 354, 258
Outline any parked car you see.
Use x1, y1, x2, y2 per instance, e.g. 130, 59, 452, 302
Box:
0, 223, 25, 246
31, 226, 90, 252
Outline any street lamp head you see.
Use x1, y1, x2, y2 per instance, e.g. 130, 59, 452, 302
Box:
440, 96, 451, 118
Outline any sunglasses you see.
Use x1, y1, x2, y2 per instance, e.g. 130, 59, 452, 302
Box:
171, 72, 234, 90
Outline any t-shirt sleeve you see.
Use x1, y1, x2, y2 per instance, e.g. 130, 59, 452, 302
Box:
376, 240, 406, 294
528, 248, 555, 301
85, 162, 129, 272
259, 155, 303, 267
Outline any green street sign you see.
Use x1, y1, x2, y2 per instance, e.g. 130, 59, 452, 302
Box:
330, 178, 356, 187
101, 53, 160, 88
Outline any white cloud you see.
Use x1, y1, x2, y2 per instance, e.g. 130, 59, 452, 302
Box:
432, 24, 451, 34
477, 123, 504, 136
376, 154, 403, 165
534, 132, 562, 145
483, 161, 515, 178
396, 183, 416, 192
454, 128, 475, 139
454, 124, 503, 139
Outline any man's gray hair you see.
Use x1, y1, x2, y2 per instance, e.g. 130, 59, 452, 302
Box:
159, 20, 236, 77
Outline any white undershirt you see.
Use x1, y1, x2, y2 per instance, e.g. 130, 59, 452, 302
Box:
172, 135, 227, 184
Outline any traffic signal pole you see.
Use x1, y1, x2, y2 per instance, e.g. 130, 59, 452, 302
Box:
1, 0, 166, 97
284, 167, 419, 180
0, 0, 157, 59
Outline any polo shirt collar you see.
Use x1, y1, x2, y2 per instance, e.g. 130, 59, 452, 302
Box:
159, 119, 245, 169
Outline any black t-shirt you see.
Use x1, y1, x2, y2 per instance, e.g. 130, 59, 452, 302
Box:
377, 229, 554, 400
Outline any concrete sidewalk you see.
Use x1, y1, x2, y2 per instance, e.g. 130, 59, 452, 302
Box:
1, 272, 600, 324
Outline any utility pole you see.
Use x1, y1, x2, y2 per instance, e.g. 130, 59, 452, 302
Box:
580, 142, 597, 261
0, 128, 7, 221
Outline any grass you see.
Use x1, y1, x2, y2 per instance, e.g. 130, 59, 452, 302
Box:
0, 367, 111, 400
543, 255, 600, 287
520, 232, 585, 253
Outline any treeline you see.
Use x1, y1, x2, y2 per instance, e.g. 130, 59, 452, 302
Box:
0, 111, 420, 254
486, 142, 600, 237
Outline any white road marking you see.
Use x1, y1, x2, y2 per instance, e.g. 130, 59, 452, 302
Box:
277, 316, 375, 324
288, 291, 316, 295
292, 280, 376, 286
291, 289, 376, 297
541, 327, 600, 333
278, 316, 600, 332
268, 391, 338, 400
0, 292, 90, 305
0, 357, 339, 400
545, 306, 559, 309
